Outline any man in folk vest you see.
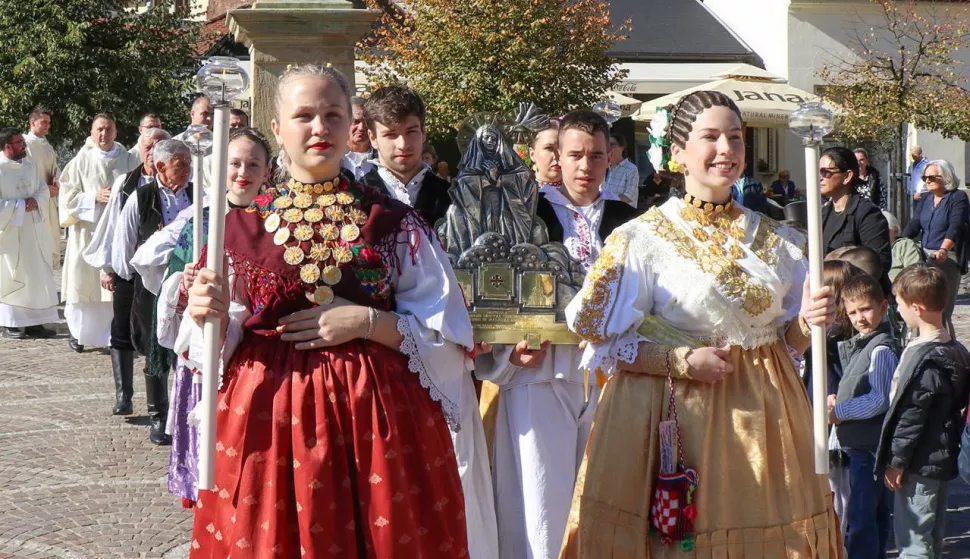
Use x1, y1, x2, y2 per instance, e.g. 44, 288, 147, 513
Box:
83, 127, 171, 418
110, 139, 193, 445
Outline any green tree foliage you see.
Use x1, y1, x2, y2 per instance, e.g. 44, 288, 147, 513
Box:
0, 0, 205, 149
360, 0, 629, 139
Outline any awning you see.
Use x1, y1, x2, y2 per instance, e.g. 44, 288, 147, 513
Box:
614, 62, 767, 95
632, 74, 824, 128
606, 91, 643, 117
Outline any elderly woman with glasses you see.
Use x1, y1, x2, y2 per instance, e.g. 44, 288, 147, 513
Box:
820, 146, 892, 278
901, 158, 969, 332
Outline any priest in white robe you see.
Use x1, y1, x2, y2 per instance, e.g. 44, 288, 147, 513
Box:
23, 106, 60, 269
0, 128, 59, 339
59, 114, 139, 351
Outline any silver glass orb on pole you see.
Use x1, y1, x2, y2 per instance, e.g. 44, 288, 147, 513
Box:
196, 56, 249, 491
789, 101, 835, 147
788, 100, 835, 475
194, 56, 250, 107
592, 98, 622, 126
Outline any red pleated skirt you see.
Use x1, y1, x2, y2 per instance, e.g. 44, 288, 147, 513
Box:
188, 335, 470, 558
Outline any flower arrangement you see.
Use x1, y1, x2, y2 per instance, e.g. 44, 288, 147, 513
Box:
647, 107, 684, 174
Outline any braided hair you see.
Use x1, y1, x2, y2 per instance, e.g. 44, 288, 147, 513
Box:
666, 91, 742, 154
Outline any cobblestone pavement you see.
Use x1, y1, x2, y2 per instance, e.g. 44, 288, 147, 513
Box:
0, 282, 968, 557
0, 327, 193, 558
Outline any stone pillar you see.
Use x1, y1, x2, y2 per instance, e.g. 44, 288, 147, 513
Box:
227, 0, 379, 151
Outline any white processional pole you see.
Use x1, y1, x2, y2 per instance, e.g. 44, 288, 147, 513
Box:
195, 56, 249, 491
789, 101, 835, 475
183, 124, 212, 262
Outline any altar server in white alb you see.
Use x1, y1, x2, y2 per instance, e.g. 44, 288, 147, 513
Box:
0, 128, 59, 340
475, 112, 639, 559
59, 113, 139, 352
23, 106, 61, 267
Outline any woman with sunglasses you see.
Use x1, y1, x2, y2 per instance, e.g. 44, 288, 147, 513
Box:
820, 146, 892, 278
901, 159, 969, 333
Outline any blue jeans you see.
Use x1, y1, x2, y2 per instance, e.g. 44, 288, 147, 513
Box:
845, 450, 892, 558
894, 474, 949, 559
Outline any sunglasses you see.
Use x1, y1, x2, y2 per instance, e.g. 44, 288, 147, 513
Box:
819, 168, 843, 179
922, 174, 943, 182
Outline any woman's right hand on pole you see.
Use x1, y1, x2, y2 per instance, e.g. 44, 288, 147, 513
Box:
187, 268, 229, 327
685, 346, 734, 383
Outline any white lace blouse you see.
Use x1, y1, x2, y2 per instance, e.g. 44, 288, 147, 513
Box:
565, 197, 808, 376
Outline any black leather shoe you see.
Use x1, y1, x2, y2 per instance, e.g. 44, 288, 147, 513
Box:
110, 349, 135, 416
24, 325, 56, 339
68, 336, 84, 353
149, 418, 172, 446
3, 328, 25, 340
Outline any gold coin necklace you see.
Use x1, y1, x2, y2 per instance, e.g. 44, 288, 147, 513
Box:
262, 176, 364, 306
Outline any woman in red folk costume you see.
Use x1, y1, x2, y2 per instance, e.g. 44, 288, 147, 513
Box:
177, 65, 472, 557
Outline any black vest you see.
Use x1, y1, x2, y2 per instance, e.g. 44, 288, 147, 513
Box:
129, 181, 192, 357
535, 195, 641, 244
835, 323, 897, 452
119, 168, 145, 206
358, 167, 451, 227
132, 180, 194, 247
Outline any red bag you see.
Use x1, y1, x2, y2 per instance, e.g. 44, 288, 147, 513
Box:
649, 357, 699, 552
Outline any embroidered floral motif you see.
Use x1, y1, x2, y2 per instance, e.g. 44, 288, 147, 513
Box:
573, 234, 629, 343
644, 208, 773, 317
750, 215, 784, 266
570, 211, 595, 271
225, 252, 289, 314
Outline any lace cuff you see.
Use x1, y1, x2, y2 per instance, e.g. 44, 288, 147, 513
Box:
395, 314, 460, 431
580, 329, 648, 378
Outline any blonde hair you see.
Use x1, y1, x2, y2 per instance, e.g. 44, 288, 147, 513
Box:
273, 64, 353, 183
273, 64, 353, 121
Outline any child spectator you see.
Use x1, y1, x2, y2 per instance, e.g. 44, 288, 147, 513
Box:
813, 259, 861, 539
828, 274, 898, 558
877, 265, 970, 558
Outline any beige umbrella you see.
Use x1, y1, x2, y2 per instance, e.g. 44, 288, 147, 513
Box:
632, 66, 824, 128
606, 91, 643, 117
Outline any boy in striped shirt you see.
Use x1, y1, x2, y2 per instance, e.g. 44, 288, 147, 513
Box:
827, 273, 899, 558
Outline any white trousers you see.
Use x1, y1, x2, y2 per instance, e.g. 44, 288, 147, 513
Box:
492, 379, 599, 559
452, 371, 500, 559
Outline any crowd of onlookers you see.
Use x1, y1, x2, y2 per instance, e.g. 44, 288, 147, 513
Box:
800, 144, 970, 557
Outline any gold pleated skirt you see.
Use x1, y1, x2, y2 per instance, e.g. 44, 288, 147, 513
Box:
560, 342, 843, 558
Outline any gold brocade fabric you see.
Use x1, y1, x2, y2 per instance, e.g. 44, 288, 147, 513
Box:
559, 342, 842, 558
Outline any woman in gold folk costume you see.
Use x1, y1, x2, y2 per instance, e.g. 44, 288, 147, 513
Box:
560, 91, 843, 558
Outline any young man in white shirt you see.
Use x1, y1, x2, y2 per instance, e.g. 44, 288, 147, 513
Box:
477, 111, 639, 559
357, 86, 450, 226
